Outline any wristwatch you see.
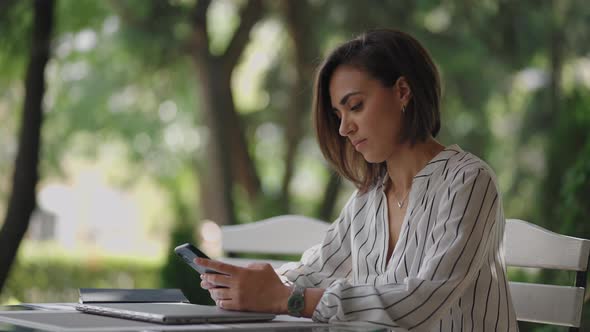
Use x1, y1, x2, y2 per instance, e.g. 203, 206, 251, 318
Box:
287, 284, 305, 317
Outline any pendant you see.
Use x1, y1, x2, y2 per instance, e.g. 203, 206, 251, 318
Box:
397, 201, 403, 208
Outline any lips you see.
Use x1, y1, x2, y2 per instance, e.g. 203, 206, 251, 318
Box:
352, 139, 367, 150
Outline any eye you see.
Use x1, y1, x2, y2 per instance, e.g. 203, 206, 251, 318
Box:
350, 102, 363, 111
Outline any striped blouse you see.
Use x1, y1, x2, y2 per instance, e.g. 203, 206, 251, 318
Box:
277, 145, 518, 331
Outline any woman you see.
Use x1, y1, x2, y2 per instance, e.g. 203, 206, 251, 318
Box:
197, 29, 518, 331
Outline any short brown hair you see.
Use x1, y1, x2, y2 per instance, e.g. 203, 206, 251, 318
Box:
313, 29, 441, 192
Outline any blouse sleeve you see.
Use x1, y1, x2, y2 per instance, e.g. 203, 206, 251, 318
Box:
312, 167, 501, 330
275, 191, 358, 289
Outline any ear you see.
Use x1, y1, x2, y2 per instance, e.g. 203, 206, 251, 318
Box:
395, 76, 412, 106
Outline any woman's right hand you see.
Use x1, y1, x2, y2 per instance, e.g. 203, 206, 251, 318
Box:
200, 277, 217, 290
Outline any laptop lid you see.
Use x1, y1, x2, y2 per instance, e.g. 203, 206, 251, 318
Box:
79, 288, 189, 303
75, 302, 276, 325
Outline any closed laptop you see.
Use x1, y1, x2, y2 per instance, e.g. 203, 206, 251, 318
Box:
75, 302, 276, 325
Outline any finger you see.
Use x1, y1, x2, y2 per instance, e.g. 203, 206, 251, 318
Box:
217, 299, 240, 311
203, 272, 233, 287
200, 280, 217, 290
195, 258, 241, 275
210, 288, 232, 300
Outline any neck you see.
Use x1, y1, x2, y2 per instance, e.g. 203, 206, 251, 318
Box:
385, 137, 445, 194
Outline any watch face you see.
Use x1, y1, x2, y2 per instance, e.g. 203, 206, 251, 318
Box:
288, 295, 304, 311
290, 297, 303, 308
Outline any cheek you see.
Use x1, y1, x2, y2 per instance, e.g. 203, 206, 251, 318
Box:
370, 111, 402, 141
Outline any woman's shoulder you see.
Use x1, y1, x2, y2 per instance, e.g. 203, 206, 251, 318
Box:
442, 145, 499, 185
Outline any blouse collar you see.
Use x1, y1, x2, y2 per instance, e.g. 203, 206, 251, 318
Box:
379, 144, 463, 189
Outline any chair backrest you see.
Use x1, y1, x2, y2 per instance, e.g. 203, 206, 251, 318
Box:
503, 218, 590, 330
220, 214, 331, 268
221, 216, 590, 328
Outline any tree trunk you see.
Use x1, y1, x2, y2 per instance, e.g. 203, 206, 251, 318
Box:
0, 0, 54, 293
279, 0, 318, 212
222, 70, 261, 201
193, 56, 237, 226
190, 0, 263, 225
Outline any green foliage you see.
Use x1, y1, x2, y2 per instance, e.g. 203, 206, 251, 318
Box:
1, 257, 160, 304
560, 142, 590, 235
0, 0, 32, 82
534, 88, 590, 233
557, 90, 590, 238
55, 0, 111, 34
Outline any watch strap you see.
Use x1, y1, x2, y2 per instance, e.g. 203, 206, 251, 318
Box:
287, 284, 305, 317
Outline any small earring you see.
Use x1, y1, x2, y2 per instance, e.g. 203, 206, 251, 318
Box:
402, 105, 406, 113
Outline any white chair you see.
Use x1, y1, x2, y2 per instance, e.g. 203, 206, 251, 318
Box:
220, 214, 331, 268
221, 216, 590, 330
504, 219, 590, 331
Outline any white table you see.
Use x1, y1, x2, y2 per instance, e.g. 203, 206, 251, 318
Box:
0, 303, 397, 332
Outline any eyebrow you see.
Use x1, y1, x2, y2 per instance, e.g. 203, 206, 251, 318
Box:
339, 91, 362, 106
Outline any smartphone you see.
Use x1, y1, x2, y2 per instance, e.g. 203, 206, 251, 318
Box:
174, 243, 223, 275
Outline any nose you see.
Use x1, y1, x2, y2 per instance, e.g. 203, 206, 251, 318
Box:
338, 115, 355, 137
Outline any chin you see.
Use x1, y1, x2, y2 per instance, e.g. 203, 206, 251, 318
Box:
360, 152, 386, 164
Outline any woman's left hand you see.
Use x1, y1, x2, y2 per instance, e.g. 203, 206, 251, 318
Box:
196, 258, 292, 313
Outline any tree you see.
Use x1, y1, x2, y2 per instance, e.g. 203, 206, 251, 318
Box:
280, 0, 345, 220
0, 0, 55, 292
189, 0, 264, 226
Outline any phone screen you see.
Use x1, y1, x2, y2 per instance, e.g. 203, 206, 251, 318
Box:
174, 243, 222, 275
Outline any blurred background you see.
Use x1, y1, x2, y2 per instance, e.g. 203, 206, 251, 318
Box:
0, 0, 589, 330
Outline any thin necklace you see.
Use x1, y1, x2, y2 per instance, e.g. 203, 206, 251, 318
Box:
392, 189, 411, 208
389, 180, 411, 208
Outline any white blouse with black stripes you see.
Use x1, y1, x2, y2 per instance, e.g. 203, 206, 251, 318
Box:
277, 145, 518, 331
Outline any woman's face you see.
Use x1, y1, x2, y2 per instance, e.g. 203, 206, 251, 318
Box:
329, 65, 409, 163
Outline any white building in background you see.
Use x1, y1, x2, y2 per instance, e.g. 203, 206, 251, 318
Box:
30, 169, 163, 258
